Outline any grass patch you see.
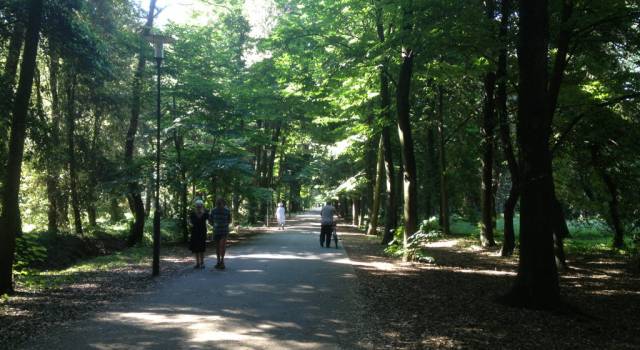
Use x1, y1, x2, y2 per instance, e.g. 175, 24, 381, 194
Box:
14, 245, 152, 291
430, 214, 634, 256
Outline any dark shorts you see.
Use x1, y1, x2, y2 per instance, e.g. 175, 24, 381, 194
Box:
214, 234, 228, 241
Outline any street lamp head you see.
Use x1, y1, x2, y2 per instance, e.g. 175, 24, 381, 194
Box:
145, 34, 176, 60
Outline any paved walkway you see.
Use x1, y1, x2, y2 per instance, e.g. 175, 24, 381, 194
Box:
24, 211, 362, 350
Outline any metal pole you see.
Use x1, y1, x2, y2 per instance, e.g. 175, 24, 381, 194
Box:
153, 57, 162, 277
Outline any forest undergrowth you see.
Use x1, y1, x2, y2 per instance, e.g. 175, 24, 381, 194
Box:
341, 225, 640, 349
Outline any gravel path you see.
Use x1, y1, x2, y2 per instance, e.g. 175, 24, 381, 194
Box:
22, 211, 364, 350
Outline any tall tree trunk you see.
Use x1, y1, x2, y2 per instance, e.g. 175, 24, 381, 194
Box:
590, 146, 624, 249
124, 0, 157, 245
65, 73, 83, 236
174, 126, 188, 242
0, 19, 25, 180
438, 87, 450, 235
396, 1, 418, 245
425, 125, 438, 219
397, 50, 417, 239
87, 105, 102, 228
35, 63, 60, 234
480, 71, 497, 247
375, 1, 398, 245
109, 197, 123, 222
0, 0, 44, 295
505, 0, 560, 309
352, 197, 360, 227
546, 0, 574, 271
367, 136, 385, 235
497, 0, 518, 257
266, 125, 282, 187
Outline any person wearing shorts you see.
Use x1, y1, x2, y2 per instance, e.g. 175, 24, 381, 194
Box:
209, 198, 231, 269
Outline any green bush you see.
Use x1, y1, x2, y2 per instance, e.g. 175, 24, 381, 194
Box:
14, 233, 47, 272
384, 224, 441, 263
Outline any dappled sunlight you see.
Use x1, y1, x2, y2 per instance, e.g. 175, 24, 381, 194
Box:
425, 239, 459, 248
421, 335, 464, 348
97, 308, 342, 349
331, 257, 397, 271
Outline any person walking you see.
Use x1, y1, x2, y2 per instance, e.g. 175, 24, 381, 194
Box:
276, 202, 286, 230
189, 199, 209, 268
320, 201, 336, 248
209, 197, 231, 269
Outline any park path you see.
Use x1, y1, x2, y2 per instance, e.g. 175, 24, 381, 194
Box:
24, 210, 363, 350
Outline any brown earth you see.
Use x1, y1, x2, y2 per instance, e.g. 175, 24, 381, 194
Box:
340, 225, 640, 350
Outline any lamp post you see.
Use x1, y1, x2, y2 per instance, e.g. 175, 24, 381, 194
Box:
146, 34, 174, 277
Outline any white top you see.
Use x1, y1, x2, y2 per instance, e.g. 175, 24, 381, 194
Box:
320, 205, 335, 225
276, 206, 286, 221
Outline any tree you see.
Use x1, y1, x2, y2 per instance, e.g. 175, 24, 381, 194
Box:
504, 0, 560, 308
0, 0, 44, 295
124, 0, 157, 246
396, 0, 418, 241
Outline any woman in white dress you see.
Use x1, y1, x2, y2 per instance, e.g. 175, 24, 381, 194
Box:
276, 202, 286, 230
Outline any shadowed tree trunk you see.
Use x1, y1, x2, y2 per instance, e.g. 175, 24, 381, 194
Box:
590, 145, 624, 249
496, 0, 518, 257
480, 0, 497, 248
124, 0, 157, 245
504, 0, 560, 309
87, 103, 103, 228
65, 73, 83, 236
375, 1, 397, 245
0, 19, 25, 181
480, 71, 497, 247
437, 86, 450, 235
46, 51, 63, 234
367, 137, 384, 235
396, 1, 418, 245
425, 125, 439, 219
0, 0, 44, 295
546, 0, 574, 269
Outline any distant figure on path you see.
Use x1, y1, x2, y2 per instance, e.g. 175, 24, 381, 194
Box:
320, 201, 336, 248
276, 202, 286, 230
210, 198, 231, 269
189, 199, 209, 269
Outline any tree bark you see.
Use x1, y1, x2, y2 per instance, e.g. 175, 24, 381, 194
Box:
375, 2, 397, 245
480, 71, 497, 247
590, 146, 624, 248
496, 0, 518, 257
124, 0, 156, 245
87, 104, 102, 228
505, 0, 560, 309
174, 126, 188, 242
0, 19, 25, 179
397, 50, 417, 239
438, 86, 450, 235
65, 73, 83, 236
0, 0, 44, 295
352, 197, 360, 227
367, 136, 384, 235
425, 126, 438, 218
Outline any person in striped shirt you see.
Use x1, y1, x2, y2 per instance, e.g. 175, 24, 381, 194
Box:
209, 198, 231, 269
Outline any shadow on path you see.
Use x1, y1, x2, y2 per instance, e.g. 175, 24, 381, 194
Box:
23, 210, 366, 350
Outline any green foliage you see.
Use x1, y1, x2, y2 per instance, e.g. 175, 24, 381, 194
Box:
14, 233, 47, 272
14, 245, 151, 290
384, 224, 441, 263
